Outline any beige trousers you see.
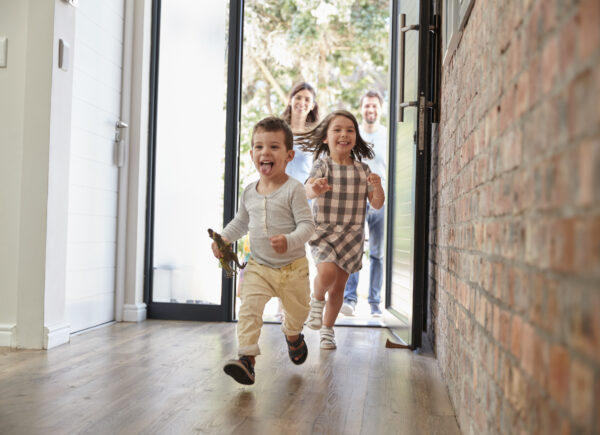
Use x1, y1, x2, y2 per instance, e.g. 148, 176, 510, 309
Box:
237, 256, 311, 357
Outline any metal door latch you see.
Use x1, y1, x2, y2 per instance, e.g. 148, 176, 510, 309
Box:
398, 13, 439, 123
114, 121, 128, 167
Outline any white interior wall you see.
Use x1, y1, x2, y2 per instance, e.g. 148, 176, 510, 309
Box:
44, 0, 76, 348
0, 0, 151, 349
15, 0, 55, 349
0, 0, 29, 347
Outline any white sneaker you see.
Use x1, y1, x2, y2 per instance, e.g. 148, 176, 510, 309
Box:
306, 297, 325, 330
340, 299, 356, 316
320, 327, 336, 349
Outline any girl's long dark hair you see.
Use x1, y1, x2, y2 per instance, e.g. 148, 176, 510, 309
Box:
281, 82, 319, 126
299, 110, 374, 162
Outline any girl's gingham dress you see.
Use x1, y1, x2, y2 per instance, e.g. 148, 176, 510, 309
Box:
308, 156, 374, 274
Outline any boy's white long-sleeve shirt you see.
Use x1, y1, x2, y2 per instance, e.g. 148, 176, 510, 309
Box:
221, 177, 315, 268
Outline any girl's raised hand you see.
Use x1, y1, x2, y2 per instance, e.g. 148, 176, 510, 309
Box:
367, 173, 382, 188
367, 173, 385, 209
307, 177, 332, 198
269, 235, 288, 254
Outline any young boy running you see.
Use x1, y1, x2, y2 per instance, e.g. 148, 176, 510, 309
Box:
211, 117, 315, 385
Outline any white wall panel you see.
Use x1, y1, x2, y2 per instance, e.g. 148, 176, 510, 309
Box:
65, 0, 124, 332
75, 13, 123, 67
66, 269, 116, 300
73, 69, 122, 115
74, 42, 122, 91
70, 128, 114, 163
66, 292, 115, 332
67, 242, 116, 271
68, 185, 118, 216
67, 214, 117, 243
69, 156, 118, 191
71, 97, 119, 138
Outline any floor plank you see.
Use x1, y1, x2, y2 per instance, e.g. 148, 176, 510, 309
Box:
0, 320, 460, 435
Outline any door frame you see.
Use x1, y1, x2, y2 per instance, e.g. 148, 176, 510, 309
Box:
143, 0, 244, 321
410, 0, 433, 349
143, 0, 434, 332
115, 0, 135, 323
384, 0, 434, 348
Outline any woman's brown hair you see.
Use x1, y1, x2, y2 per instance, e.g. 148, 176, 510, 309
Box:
281, 82, 319, 126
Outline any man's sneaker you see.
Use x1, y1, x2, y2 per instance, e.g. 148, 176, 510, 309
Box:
340, 299, 356, 316
370, 303, 383, 317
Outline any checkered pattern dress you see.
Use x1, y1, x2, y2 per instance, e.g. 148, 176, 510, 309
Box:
308, 156, 374, 274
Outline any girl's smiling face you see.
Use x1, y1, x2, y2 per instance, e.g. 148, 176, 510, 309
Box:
324, 115, 356, 162
290, 89, 315, 118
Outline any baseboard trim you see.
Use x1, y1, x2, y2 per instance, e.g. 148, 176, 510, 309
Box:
0, 324, 16, 348
123, 303, 147, 322
44, 321, 71, 349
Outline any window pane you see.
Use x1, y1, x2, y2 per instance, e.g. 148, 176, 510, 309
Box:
152, 1, 228, 305
239, 0, 392, 323
389, 1, 420, 342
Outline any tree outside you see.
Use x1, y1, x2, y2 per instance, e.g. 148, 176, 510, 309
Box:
239, 0, 391, 187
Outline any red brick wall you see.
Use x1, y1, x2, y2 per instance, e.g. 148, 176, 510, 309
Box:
429, 0, 600, 433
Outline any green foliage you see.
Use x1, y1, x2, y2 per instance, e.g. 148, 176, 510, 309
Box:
239, 0, 391, 187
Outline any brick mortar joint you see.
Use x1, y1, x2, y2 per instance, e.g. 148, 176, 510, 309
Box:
430, 247, 600, 295
438, 77, 599, 176
434, 289, 582, 432
432, 192, 600, 225
431, 266, 600, 390
439, 46, 600, 166
476, 325, 594, 433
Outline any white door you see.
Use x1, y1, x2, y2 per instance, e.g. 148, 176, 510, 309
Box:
66, 0, 125, 332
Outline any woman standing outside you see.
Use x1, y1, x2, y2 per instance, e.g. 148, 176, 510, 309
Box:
282, 82, 320, 184
274, 82, 319, 322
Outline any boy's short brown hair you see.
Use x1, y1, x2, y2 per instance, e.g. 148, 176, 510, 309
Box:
251, 117, 294, 151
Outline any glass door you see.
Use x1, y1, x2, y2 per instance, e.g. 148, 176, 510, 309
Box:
145, 0, 243, 320
239, 0, 393, 324
144, 0, 436, 332
385, 0, 434, 347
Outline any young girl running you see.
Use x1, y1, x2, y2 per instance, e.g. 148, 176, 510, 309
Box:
302, 110, 385, 349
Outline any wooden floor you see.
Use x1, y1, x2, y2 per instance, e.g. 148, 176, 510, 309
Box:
0, 320, 461, 435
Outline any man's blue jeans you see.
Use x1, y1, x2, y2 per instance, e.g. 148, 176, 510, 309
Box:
344, 204, 385, 305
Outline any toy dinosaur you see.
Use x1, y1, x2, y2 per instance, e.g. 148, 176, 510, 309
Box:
208, 228, 247, 278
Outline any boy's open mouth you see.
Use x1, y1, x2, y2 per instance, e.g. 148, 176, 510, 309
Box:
260, 160, 274, 175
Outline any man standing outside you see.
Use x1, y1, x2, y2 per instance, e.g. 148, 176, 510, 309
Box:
341, 90, 387, 317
